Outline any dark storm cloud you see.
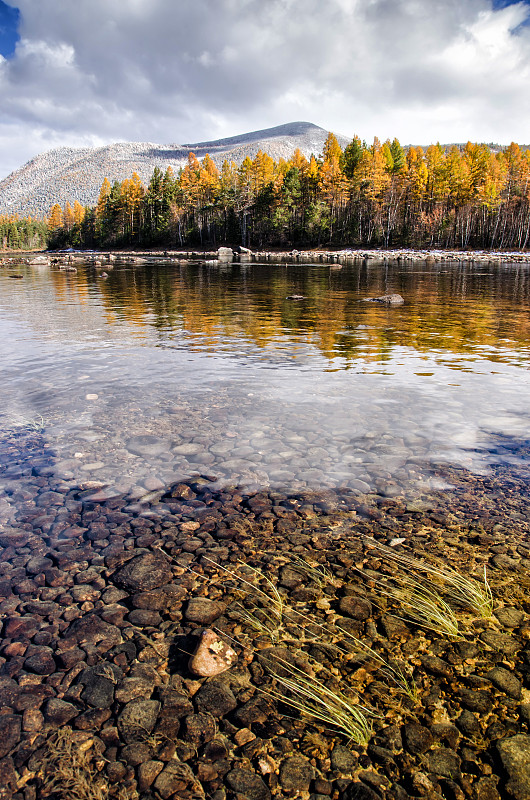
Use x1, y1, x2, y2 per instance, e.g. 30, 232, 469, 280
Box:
1, 0, 530, 177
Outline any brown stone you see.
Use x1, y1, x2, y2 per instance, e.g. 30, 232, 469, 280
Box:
188, 629, 237, 677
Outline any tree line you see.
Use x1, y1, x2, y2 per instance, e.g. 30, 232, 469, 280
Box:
0, 216, 48, 250
38, 133, 530, 251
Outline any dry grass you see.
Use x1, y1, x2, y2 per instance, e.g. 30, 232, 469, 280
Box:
39, 729, 138, 800
363, 537, 494, 619
259, 655, 376, 745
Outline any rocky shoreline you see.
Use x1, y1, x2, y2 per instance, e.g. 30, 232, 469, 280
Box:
3, 246, 530, 270
1, 424, 530, 800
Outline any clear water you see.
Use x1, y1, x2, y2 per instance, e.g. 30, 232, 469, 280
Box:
1, 256, 529, 520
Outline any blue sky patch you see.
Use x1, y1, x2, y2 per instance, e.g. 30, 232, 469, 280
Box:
492, 0, 530, 8
0, 1, 19, 58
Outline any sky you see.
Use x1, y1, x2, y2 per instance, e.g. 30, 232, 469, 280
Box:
1, 0, 530, 179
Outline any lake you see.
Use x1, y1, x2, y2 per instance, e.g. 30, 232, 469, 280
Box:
2, 254, 530, 798
1, 256, 530, 514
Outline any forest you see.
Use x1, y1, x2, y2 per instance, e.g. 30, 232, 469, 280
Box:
0, 216, 48, 250
5, 132, 530, 251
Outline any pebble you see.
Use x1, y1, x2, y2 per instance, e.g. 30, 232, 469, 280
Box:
112, 552, 172, 591
486, 667, 522, 700
118, 700, 160, 744
279, 755, 313, 791
497, 735, 530, 800
185, 597, 226, 624
226, 768, 271, 800
189, 629, 237, 677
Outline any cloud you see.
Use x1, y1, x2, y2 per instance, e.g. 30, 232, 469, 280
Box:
1, 0, 530, 179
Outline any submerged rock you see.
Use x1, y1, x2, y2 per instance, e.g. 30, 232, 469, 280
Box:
497, 735, 530, 799
362, 293, 405, 305
188, 629, 237, 677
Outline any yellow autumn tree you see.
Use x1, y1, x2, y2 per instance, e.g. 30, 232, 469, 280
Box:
48, 203, 63, 230
63, 202, 75, 230
96, 178, 111, 221
73, 201, 85, 225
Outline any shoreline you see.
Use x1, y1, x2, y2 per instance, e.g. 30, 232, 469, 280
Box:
4, 246, 530, 266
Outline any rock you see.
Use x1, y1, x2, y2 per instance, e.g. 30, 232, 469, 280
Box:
217, 247, 234, 261
344, 783, 381, 800
0, 530, 31, 548
339, 595, 372, 620
112, 552, 172, 591
457, 687, 492, 713
402, 723, 433, 755
188, 629, 237, 677
154, 760, 197, 798
63, 613, 121, 649
157, 690, 194, 737
126, 434, 170, 458
117, 700, 160, 744
0, 715, 21, 759
185, 597, 226, 624
497, 735, 530, 799
79, 664, 119, 708
495, 608, 525, 628
44, 699, 78, 726
286, 294, 305, 300
131, 587, 183, 610
362, 293, 404, 305
194, 681, 237, 718
24, 647, 56, 675
0, 677, 20, 709
474, 776, 502, 800
486, 667, 522, 699
279, 755, 313, 791
226, 768, 271, 800
121, 742, 152, 766
331, 744, 357, 773
127, 609, 162, 626
138, 760, 164, 791
426, 749, 461, 780
183, 712, 217, 744
456, 710, 481, 738
480, 630, 521, 656
0, 756, 17, 798
420, 655, 453, 680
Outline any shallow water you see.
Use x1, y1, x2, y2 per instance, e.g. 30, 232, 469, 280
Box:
1, 256, 530, 520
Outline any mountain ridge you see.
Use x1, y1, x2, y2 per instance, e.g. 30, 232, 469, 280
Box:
0, 122, 349, 219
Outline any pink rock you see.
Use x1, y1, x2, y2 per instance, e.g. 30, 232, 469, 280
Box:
189, 629, 237, 677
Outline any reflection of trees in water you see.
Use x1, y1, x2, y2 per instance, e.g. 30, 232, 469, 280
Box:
66, 261, 530, 366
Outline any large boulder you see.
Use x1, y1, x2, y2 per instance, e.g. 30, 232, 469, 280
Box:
217, 247, 234, 262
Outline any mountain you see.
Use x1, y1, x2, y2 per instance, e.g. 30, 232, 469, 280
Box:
0, 122, 349, 219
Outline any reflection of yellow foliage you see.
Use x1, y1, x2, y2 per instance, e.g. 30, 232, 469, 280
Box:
88, 262, 530, 367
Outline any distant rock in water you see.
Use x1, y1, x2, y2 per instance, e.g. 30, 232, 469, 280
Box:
363, 294, 405, 305
0, 121, 349, 218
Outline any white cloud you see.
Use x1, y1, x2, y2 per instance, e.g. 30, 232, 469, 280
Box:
1, 0, 530, 179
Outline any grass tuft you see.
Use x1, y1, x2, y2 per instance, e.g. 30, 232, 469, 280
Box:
259, 655, 376, 745
363, 537, 494, 619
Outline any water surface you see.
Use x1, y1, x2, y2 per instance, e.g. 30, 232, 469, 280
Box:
1, 257, 529, 522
